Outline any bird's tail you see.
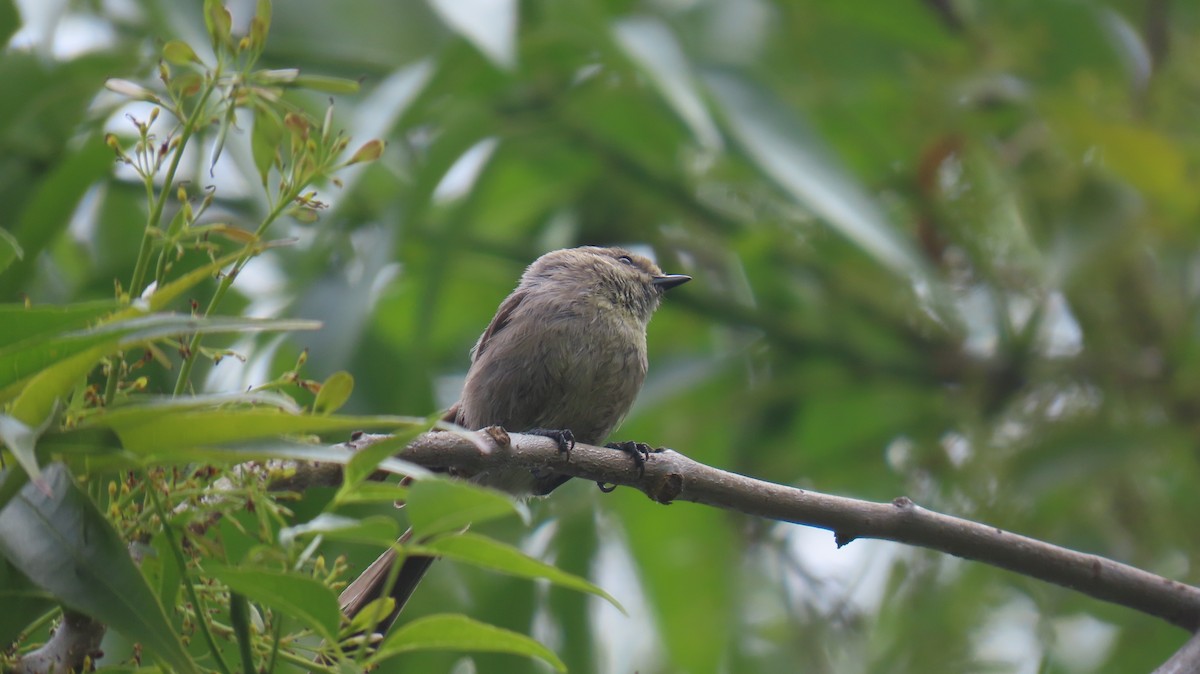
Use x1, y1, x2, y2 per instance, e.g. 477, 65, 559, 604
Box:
338, 528, 437, 635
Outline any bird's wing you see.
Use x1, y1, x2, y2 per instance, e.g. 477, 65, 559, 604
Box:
470, 289, 526, 362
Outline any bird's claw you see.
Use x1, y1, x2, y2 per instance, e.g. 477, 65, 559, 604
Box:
606, 440, 654, 475
595, 442, 656, 493
528, 428, 575, 455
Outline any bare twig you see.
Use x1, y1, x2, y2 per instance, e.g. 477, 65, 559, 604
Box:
376, 428, 1200, 632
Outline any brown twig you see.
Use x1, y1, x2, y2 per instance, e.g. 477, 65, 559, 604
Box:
383, 428, 1200, 632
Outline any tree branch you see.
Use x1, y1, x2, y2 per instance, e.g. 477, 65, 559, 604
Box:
1155, 630, 1200, 674
11, 610, 106, 674
376, 428, 1200, 632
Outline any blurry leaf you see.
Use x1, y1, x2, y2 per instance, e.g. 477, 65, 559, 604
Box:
40, 430, 424, 482
1049, 107, 1190, 208
10, 346, 104, 428
0, 412, 53, 496
0, 314, 320, 394
3, 345, 105, 487
375, 613, 565, 671
0, 138, 113, 293
0, 555, 54, 646
136, 241, 266, 312
206, 565, 340, 643
279, 514, 400, 548
427, 0, 517, 69
413, 533, 624, 611
346, 596, 395, 636
84, 407, 422, 455
405, 478, 520, 539
705, 72, 927, 279
251, 0, 272, 49
313, 370, 354, 415
0, 300, 118, 349
291, 74, 361, 94
0, 464, 197, 673
0, 0, 17, 46
341, 415, 436, 489
824, 0, 958, 53
104, 78, 162, 103
249, 105, 277, 185
330, 481, 409, 504
345, 139, 386, 166
204, 0, 233, 49
150, 534, 182, 622
612, 17, 721, 150
0, 227, 22, 272
162, 40, 200, 66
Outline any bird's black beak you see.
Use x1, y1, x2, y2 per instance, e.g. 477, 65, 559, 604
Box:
652, 274, 691, 291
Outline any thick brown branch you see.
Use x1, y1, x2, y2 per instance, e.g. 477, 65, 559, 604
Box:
385, 429, 1200, 632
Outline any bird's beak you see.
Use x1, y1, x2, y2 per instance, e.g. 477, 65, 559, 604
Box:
652, 274, 691, 291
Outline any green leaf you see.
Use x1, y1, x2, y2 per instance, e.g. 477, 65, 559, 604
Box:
0, 137, 114, 293
612, 17, 720, 150
279, 513, 400, 548
313, 370, 354, 415
0, 464, 197, 673
0, 554, 55, 646
0, 300, 119, 349
0, 226, 23, 272
0, 410, 53, 492
42, 434, 423, 480
405, 478, 521, 539
704, 72, 927, 280
251, 104, 283, 186
376, 613, 565, 671
413, 532, 624, 612
206, 565, 340, 643
162, 40, 200, 66
331, 481, 409, 505
85, 407, 422, 454
0, 314, 321, 393
248, 0, 272, 51
340, 417, 434, 490
3, 344, 106, 487
204, 0, 232, 49
290, 74, 362, 94
10, 345, 105, 428
0, 0, 18, 46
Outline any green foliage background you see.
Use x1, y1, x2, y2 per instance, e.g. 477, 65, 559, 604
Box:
4, 0, 1200, 672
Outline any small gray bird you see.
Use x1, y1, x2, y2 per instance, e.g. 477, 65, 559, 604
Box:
338, 246, 690, 634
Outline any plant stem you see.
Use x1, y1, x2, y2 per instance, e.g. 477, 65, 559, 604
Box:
144, 472, 235, 674
128, 84, 217, 301
171, 194, 295, 396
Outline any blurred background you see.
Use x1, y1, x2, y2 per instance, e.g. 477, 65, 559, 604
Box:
6, 0, 1200, 671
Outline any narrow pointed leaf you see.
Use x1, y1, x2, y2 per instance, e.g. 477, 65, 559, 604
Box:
405, 478, 521, 539
280, 514, 400, 548
0, 464, 198, 673
413, 532, 624, 612
376, 613, 565, 671
206, 565, 340, 643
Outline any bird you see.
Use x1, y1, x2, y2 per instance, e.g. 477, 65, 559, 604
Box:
337, 245, 691, 636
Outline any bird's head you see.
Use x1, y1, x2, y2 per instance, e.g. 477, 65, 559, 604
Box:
522, 246, 691, 324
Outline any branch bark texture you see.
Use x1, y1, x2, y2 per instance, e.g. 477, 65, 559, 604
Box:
383, 428, 1200, 632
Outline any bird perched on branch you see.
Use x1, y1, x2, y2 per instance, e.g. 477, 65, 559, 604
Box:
338, 246, 691, 634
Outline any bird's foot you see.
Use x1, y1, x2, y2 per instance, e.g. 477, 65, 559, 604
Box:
596, 441, 657, 492
528, 428, 575, 455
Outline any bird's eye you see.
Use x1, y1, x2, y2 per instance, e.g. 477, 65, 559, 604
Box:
618, 255, 634, 266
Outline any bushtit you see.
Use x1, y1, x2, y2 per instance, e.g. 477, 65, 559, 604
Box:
338, 246, 690, 634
